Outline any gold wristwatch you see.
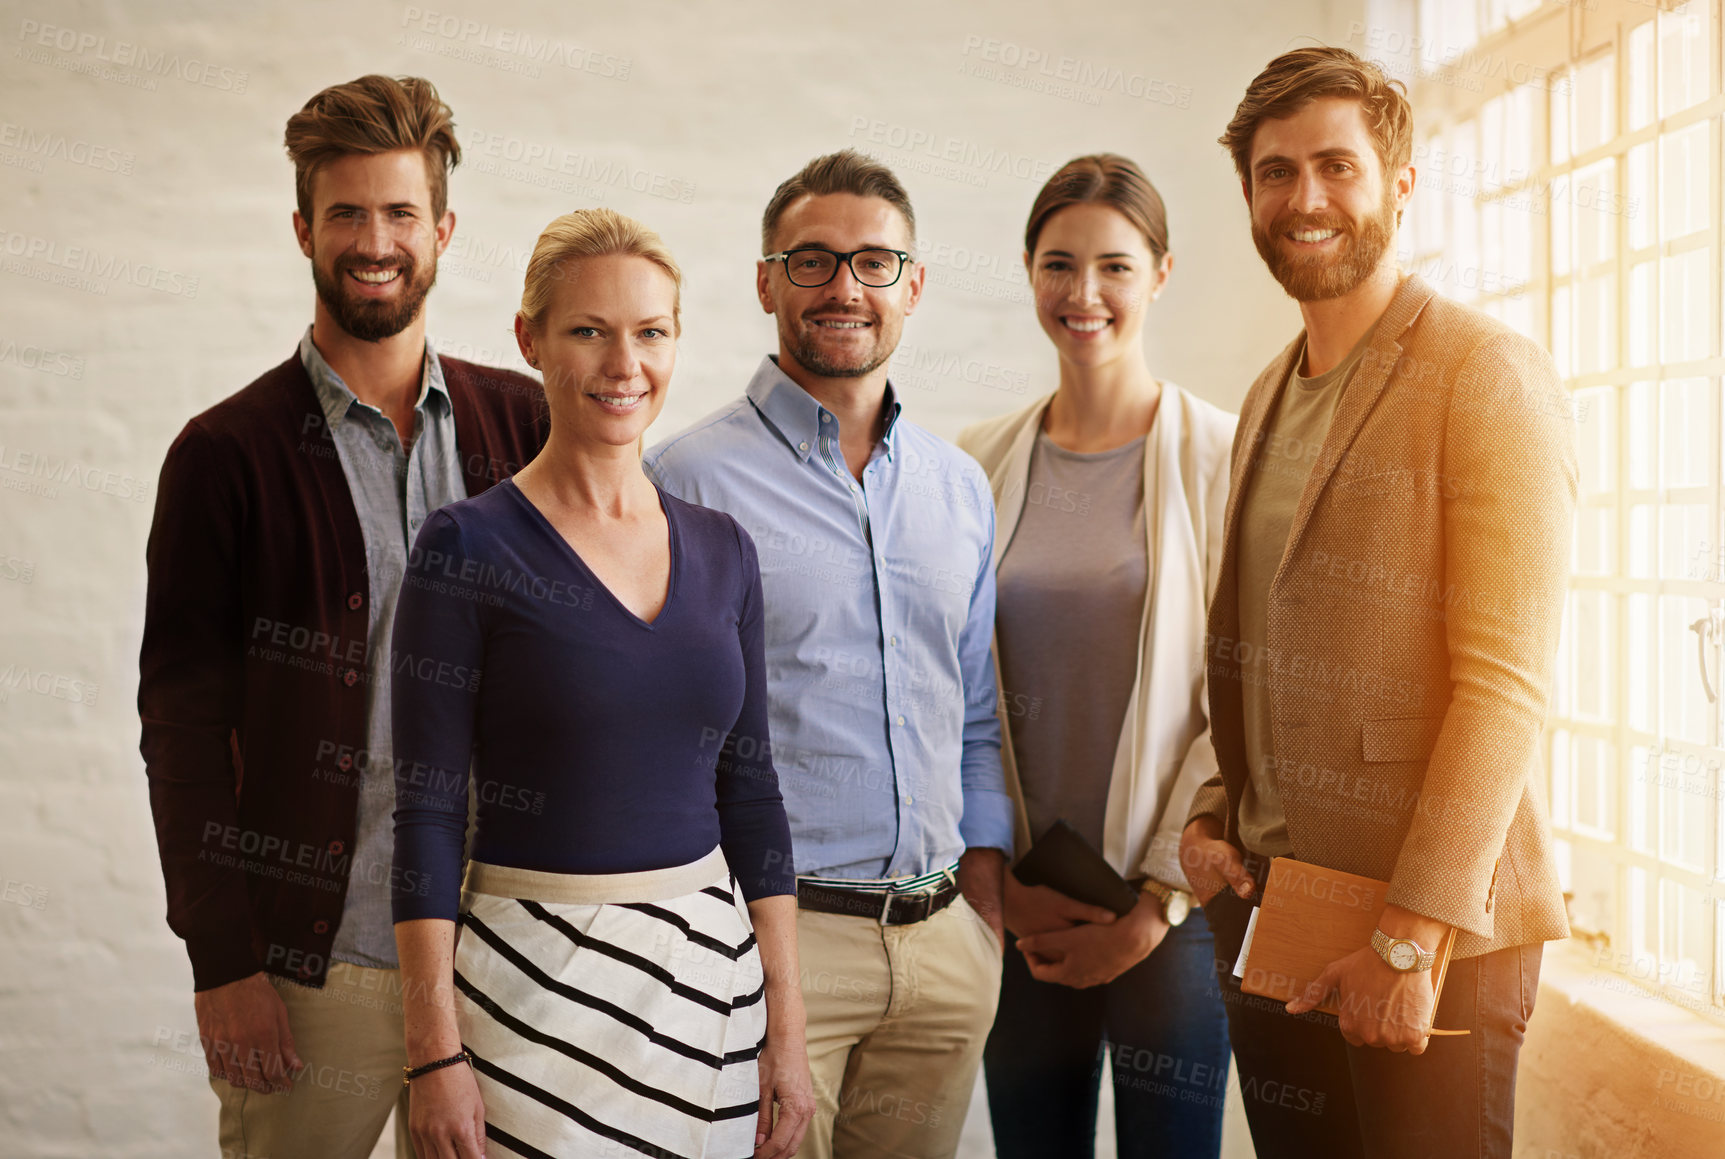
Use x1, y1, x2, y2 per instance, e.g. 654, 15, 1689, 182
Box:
1138, 878, 1192, 927
1370, 928, 1437, 973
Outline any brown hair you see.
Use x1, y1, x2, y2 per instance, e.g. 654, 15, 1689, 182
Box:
1024, 154, 1170, 262
284, 75, 461, 221
517, 208, 683, 335
760, 149, 916, 253
1220, 46, 1413, 193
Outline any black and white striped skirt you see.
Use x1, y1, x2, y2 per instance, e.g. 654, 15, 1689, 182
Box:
453, 846, 765, 1159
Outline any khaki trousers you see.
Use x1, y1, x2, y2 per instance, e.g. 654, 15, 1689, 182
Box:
797, 893, 1003, 1159
210, 962, 415, 1159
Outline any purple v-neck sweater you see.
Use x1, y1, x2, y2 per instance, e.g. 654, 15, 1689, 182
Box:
390, 477, 795, 922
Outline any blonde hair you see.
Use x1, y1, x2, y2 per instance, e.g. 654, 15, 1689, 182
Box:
517, 208, 683, 334
284, 75, 460, 221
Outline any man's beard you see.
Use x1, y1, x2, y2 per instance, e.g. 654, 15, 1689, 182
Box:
781, 309, 895, 378
311, 250, 437, 342
1252, 191, 1397, 302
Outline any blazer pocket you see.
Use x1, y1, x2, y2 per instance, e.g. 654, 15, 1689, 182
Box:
1360, 715, 1445, 763
1333, 468, 1421, 503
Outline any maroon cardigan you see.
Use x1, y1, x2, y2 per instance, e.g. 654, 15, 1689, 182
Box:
139, 352, 548, 990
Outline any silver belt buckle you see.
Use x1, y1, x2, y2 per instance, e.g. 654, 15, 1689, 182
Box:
878, 865, 958, 926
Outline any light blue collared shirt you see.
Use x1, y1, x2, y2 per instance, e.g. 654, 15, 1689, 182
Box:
299, 327, 466, 967
644, 355, 1011, 880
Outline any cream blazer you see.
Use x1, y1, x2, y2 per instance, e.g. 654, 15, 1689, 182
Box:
957, 384, 1237, 886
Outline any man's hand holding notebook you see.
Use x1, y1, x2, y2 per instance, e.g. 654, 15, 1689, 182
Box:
1239, 857, 1466, 1051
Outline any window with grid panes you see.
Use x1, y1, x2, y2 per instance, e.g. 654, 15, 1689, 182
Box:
1393, 0, 1723, 1017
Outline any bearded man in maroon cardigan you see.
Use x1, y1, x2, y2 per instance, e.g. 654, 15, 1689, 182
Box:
138, 74, 545, 1159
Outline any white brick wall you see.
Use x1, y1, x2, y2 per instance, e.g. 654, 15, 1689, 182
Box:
0, 1, 1359, 1154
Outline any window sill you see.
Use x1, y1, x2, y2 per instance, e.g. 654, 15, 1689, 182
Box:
1517, 939, 1725, 1155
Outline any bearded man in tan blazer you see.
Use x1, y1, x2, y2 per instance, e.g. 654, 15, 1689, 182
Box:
1179, 47, 1576, 1159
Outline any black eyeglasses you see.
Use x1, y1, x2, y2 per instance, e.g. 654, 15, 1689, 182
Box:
763, 247, 912, 288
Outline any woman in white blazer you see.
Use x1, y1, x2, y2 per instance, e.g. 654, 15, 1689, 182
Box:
958, 155, 1236, 1158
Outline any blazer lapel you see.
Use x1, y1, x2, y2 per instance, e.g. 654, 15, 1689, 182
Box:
1101, 383, 1185, 865
1273, 275, 1438, 588
1133, 386, 1176, 744
985, 395, 1052, 572
1218, 335, 1304, 585
1142, 384, 1175, 642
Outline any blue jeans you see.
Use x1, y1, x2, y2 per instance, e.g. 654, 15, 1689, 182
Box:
982, 905, 1230, 1158
1204, 888, 1542, 1159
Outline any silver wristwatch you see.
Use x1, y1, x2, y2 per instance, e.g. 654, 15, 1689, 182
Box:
1370, 928, 1436, 973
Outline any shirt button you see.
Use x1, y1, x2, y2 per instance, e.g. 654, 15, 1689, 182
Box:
337, 753, 353, 771
904, 795, 914, 805
889, 636, 899, 647
799, 442, 809, 452
328, 840, 344, 855
343, 669, 358, 687
849, 483, 857, 492
313, 919, 329, 934
820, 412, 832, 423
347, 591, 363, 610
896, 714, 906, 726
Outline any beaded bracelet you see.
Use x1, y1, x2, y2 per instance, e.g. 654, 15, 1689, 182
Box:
402, 1049, 471, 1086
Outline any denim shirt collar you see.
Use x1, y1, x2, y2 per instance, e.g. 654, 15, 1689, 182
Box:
298, 325, 449, 429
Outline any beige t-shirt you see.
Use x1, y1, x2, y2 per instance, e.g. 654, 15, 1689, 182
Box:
1235, 329, 1374, 857
995, 429, 1150, 855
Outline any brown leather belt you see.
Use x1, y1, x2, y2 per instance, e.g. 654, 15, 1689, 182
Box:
795, 874, 961, 926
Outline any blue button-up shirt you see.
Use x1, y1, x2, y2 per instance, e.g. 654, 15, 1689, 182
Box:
299, 327, 466, 967
644, 355, 1011, 880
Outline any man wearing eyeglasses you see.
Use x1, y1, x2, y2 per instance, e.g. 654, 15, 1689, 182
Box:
645, 150, 1012, 1159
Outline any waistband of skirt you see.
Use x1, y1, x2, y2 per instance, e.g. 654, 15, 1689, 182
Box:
461, 846, 729, 908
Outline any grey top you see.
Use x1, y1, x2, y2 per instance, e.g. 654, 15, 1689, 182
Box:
298, 327, 466, 968
995, 426, 1150, 855
1236, 329, 1373, 858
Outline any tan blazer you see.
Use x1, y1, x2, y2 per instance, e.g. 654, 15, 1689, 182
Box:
1187, 274, 1577, 958
959, 383, 1236, 887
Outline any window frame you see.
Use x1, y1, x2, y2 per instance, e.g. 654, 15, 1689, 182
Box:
1392, 0, 1725, 1018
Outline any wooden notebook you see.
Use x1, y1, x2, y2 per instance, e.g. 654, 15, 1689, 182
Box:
1239, 857, 1468, 1036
